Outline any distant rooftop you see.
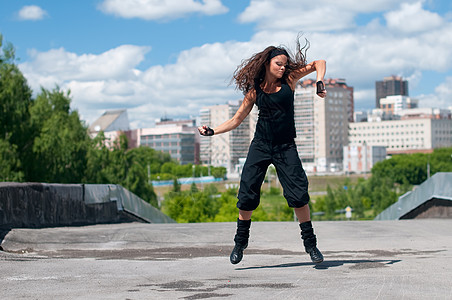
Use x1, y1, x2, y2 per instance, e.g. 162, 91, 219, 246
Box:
89, 109, 129, 133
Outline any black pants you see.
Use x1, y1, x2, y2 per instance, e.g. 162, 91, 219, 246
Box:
237, 138, 310, 211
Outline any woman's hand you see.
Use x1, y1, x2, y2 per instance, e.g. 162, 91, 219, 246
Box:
316, 81, 327, 98
198, 125, 214, 136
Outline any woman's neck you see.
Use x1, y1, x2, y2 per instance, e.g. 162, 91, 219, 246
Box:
261, 78, 282, 93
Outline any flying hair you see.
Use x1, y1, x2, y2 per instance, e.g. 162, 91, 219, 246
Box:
231, 34, 310, 94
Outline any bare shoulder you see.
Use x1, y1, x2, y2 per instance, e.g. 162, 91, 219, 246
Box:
243, 89, 257, 105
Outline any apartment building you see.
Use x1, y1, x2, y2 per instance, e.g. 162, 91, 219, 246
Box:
199, 101, 251, 175
295, 79, 352, 172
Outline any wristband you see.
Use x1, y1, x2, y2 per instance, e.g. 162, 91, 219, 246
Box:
316, 81, 325, 95
204, 127, 214, 136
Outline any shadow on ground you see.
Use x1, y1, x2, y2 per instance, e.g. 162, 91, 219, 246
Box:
236, 259, 402, 270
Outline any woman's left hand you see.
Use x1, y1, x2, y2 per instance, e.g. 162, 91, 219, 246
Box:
316, 81, 327, 98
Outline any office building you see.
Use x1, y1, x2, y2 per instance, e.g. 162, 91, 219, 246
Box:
348, 117, 452, 155
375, 75, 409, 108
137, 122, 198, 165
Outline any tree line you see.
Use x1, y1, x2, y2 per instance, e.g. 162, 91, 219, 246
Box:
312, 147, 452, 220
161, 183, 269, 223
162, 145, 452, 222
0, 35, 225, 208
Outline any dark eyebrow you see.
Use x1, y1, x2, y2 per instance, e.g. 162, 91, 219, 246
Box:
275, 59, 287, 64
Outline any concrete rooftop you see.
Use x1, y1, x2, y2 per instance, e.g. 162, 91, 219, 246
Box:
1, 219, 452, 299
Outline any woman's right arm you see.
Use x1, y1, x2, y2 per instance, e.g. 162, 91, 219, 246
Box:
198, 89, 256, 136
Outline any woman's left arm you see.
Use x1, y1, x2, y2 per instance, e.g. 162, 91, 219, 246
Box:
288, 60, 327, 97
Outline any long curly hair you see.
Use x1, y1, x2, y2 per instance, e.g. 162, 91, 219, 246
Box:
232, 36, 310, 94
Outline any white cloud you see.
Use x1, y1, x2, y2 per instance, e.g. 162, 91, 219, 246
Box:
239, 1, 355, 32
302, 5, 452, 83
21, 45, 150, 82
17, 0, 452, 128
353, 89, 376, 110
98, 0, 228, 21
17, 5, 48, 21
19, 42, 247, 127
385, 2, 444, 34
238, 0, 421, 32
418, 77, 452, 109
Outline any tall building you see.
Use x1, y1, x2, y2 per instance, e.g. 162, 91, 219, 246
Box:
199, 101, 251, 175
296, 79, 352, 172
375, 75, 409, 108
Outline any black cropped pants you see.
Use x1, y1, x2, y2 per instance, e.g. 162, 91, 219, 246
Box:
237, 138, 310, 211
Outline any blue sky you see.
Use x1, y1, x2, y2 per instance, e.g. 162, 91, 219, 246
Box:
1, 0, 451, 128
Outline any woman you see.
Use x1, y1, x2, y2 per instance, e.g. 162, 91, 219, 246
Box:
198, 38, 326, 265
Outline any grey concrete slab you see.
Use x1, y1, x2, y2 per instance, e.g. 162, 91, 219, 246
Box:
1, 220, 452, 299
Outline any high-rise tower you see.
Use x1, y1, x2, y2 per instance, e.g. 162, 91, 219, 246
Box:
375, 75, 409, 108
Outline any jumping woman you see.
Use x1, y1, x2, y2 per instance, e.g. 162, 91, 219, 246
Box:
199, 37, 327, 264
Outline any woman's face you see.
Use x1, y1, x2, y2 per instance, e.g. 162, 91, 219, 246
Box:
267, 54, 288, 79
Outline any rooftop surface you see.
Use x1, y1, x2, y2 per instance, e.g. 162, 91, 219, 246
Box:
1, 219, 451, 299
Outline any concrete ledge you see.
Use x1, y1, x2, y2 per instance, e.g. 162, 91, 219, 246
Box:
0, 182, 172, 229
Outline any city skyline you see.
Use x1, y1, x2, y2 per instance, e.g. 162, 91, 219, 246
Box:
1, 0, 451, 129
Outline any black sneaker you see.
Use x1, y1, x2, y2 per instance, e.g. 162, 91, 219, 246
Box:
307, 246, 324, 263
230, 243, 247, 264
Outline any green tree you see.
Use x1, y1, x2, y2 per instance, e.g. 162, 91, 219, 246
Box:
213, 191, 240, 222
163, 190, 218, 223
84, 134, 158, 205
0, 139, 24, 181
211, 166, 227, 179
172, 178, 181, 192
29, 87, 90, 183
124, 160, 157, 207
161, 161, 176, 175
84, 132, 114, 183
190, 182, 199, 193
371, 154, 428, 185
323, 185, 337, 218
348, 185, 365, 219
430, 147, 452, 173
0, 35, 33, 180
367, 175, 398, 215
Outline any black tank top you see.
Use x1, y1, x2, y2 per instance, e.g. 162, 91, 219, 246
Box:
254, 80, 296, 144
